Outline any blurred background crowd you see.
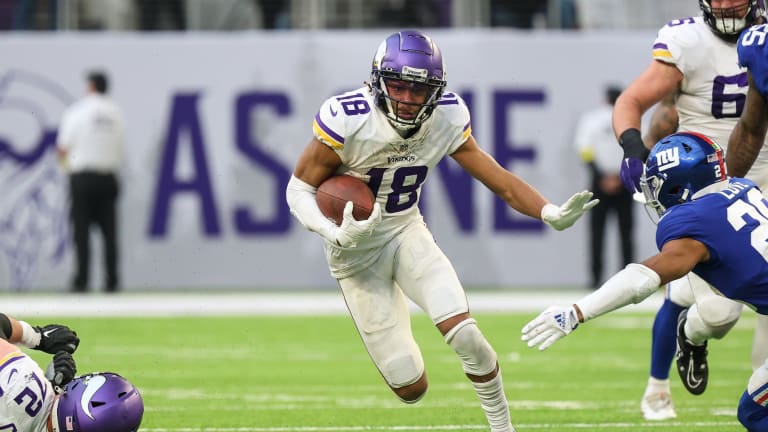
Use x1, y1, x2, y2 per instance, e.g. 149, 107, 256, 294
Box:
0, 0, 698, 32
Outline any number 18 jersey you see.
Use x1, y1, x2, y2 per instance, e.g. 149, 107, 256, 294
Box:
311, 87, 471, 278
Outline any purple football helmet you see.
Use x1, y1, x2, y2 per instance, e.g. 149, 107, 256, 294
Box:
370, 30, 447, 131
51, 372, 143, 432
699, 0, 766, 41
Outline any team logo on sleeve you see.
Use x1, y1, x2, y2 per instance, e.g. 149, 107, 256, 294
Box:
656, 147, 680, 171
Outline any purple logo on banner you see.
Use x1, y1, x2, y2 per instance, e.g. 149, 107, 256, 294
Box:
0, 70, 72, 291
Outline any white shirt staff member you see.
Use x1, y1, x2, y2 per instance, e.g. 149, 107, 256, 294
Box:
56, 70, 124, 293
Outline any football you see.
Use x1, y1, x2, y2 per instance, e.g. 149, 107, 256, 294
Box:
316, 175, 375, 225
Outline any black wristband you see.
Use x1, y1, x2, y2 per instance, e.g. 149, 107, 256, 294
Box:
0, 314, 10, 340
619, 128, 650, 161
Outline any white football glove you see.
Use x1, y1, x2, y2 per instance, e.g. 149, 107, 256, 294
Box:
541, 190, 599, 231
521, 305, 580, 351
334, 201, 382, 248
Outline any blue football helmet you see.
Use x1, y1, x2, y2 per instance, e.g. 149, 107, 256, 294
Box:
370, 30, 447, 131
699, 0, 766, 41
640, 132, 727, 216
51, 372, 144, 432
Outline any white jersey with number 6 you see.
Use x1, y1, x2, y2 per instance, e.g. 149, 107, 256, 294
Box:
652, 16, 768, 188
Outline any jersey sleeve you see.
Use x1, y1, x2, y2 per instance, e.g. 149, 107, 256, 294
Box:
652, 19, 702, 76
739, 24, 768, 97
312, 96, 347, 151
438, 92, 472, 154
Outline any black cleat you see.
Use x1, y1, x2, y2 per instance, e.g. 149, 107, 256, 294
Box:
676, 310, 708, 395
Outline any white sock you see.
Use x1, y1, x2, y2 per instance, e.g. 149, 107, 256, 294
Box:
644, 376, 670, 395
471, 371, 515, 432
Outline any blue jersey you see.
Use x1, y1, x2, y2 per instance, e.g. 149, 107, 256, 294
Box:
656, 178, 768, 313
740, 24, 768, 96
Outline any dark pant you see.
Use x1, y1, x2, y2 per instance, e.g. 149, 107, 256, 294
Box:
70, 171, 119, 292
589, 183, 634, 288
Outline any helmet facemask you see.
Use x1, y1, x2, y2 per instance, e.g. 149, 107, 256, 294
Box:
700, 0, 766, 41
374, 77, 443, 132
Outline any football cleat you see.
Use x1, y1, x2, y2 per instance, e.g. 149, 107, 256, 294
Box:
676, 310, 709, 395
641, 391, 677, 421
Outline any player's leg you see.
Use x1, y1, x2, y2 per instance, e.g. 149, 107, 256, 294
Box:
394, 224, 514, 432
738, 355, 768, 431
678, 273, 742, 395
641, 278, 689, 420
338, 258, 427, 403
752, 314, 768, 370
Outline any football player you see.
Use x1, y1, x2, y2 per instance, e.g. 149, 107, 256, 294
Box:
0, 314, 143, 432
612, 0, 768, 420
725, 19, 768, 432
286, 30, 598, 432
522, 131, 768, 431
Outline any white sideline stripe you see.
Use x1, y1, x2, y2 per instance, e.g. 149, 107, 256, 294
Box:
0, 290, 665, 317
140, 421, 738, 431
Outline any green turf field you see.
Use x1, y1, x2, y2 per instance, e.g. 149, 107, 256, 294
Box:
23, 311, 756, 431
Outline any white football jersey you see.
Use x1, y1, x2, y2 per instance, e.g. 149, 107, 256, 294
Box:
652, 16, 768, 188
0, 351, 55, 432
313, 87, 471, 278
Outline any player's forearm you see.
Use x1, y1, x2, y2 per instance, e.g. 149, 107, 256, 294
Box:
286, 175, 338, 243
643, 100, 678, 148
612, 96, 645, 143
574, 264, 661, 323
496, 173, 548, 220
728, 121, 765, 177
0, 313, 39, 347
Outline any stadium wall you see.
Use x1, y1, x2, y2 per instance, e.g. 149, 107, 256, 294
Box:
0, 29, 667, 291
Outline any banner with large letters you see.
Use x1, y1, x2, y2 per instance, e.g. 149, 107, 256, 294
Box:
0, 30, 667, 291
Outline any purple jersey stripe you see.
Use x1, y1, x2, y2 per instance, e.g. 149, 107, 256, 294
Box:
314, 113, 344, 145
463, 122, 471, 132
653, 42, 668, 50
0, 353, 24, 373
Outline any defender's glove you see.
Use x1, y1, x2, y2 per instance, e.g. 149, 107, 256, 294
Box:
541, 191, 599, 231
34, 324, 80, 354
619, 128, 650, 193
335, 201, 382, 248
521, 305, 580, 351
45, 351, 77, 392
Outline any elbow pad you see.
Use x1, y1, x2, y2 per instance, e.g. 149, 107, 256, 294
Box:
286, 175, 338, 243
576, 263, 661, 322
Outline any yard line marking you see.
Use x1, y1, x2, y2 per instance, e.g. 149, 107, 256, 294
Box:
139, 421, 740, 431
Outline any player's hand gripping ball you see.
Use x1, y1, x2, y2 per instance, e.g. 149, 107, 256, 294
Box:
316, 175, 375, 225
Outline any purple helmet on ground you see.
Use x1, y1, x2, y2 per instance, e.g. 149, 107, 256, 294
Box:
51, 372, 143, 432
370, 30, 447, 131
699, 0, 766, 41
